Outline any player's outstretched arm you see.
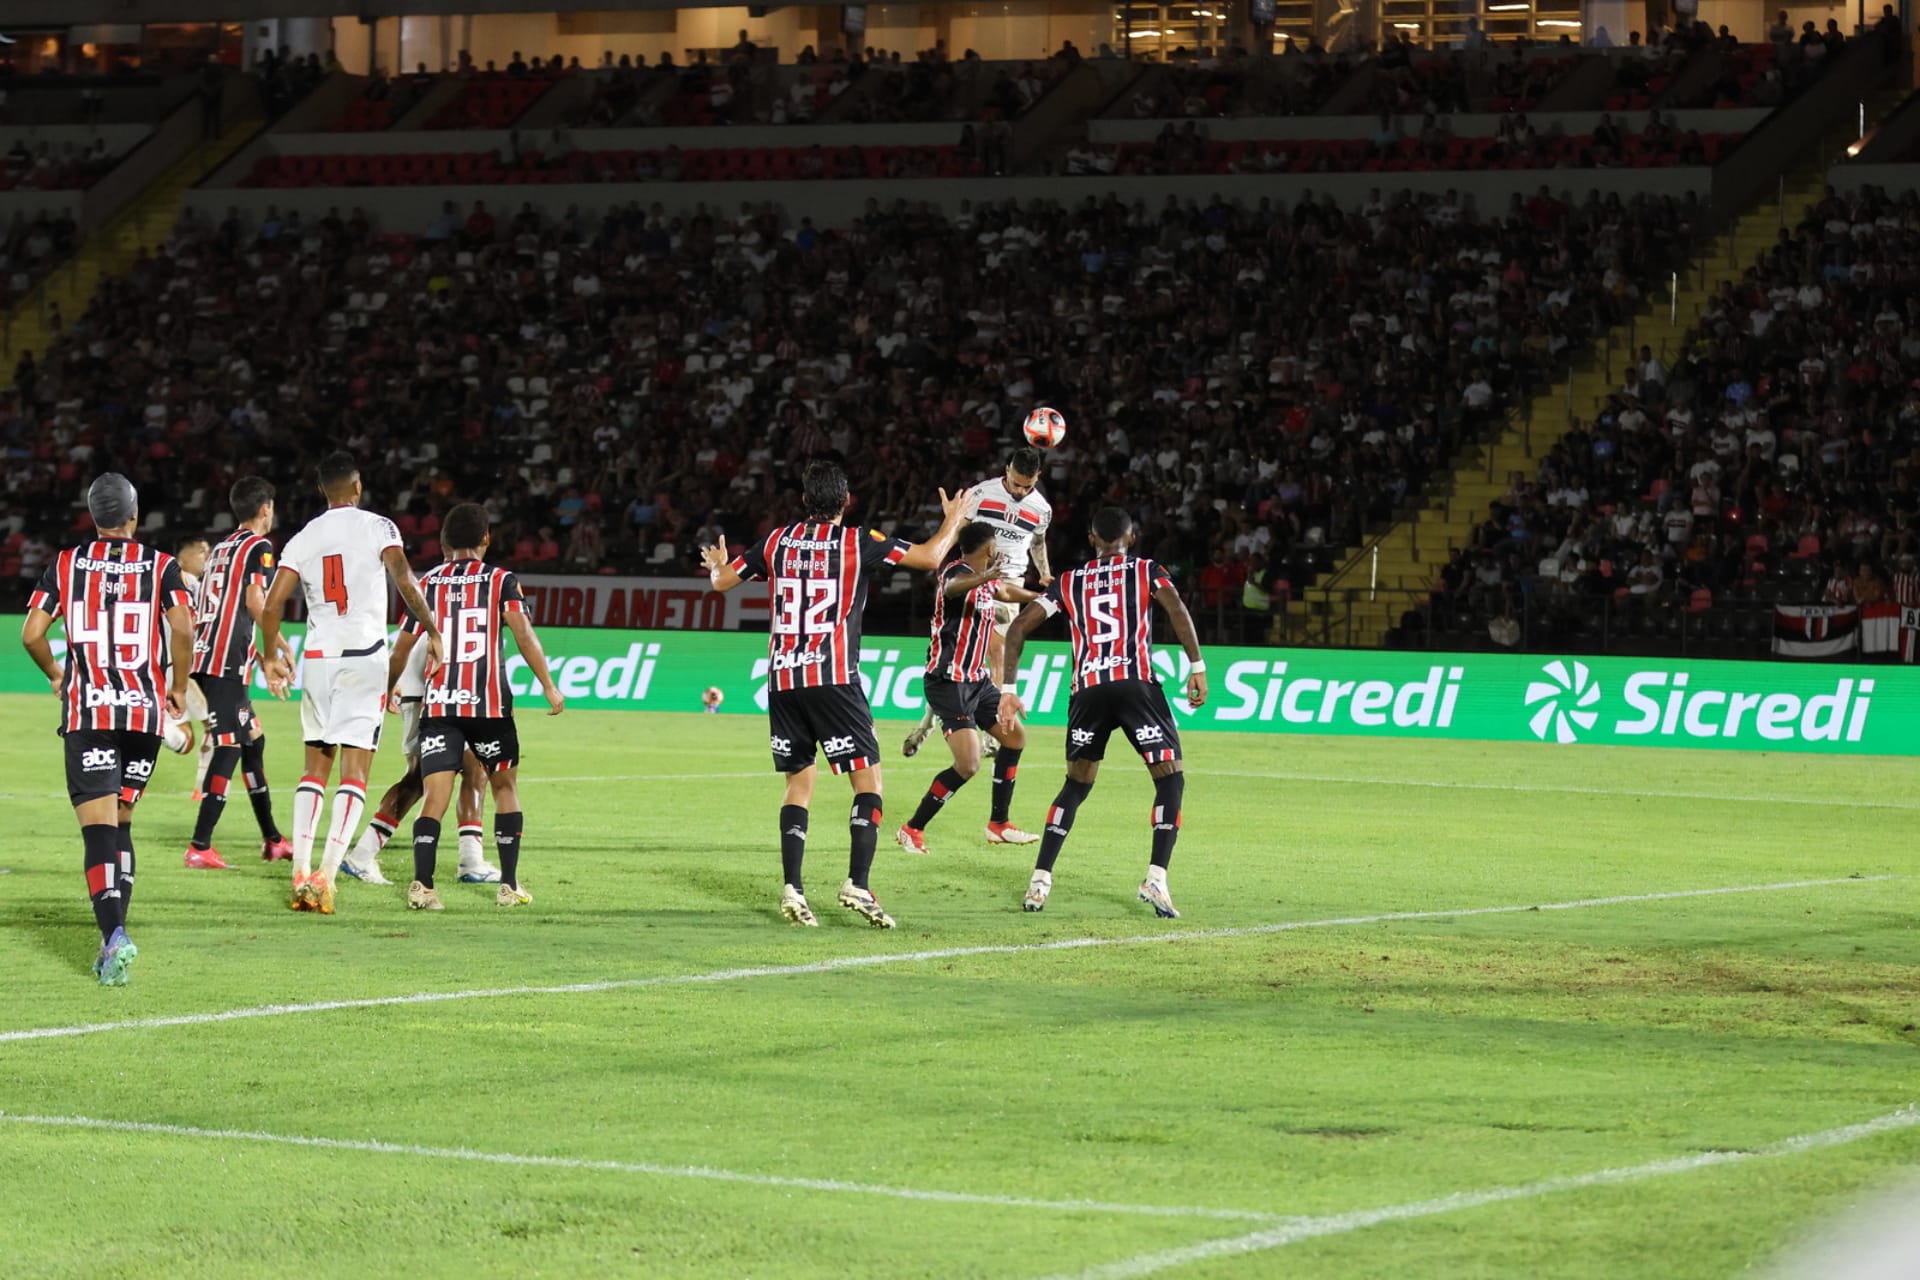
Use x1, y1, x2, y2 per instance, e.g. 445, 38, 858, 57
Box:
505, 612, 566, 715
20, 609, 62, 694
1032, 537, 1053, 587
995, 602, 1048, 729
896, 488, 968, 572
382, 546, 444, 673
259, 566, 301, 697
944, 552, 1005, 598
701, 535, 743, 592
1154, 584, 1209, 709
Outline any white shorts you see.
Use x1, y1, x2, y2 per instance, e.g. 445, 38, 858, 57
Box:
400, 698, 423, 758
301, 653, 388, 750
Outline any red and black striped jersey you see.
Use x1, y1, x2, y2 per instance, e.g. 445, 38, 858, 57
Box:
29, 538, 192, 735
927, 557, 996, 683
1037, 554, 1175, 693
190, 529, 275, 680
404, 559, 527, 717
731, 523, 909, 692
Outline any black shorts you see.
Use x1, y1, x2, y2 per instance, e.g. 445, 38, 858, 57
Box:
924, 674, 1002, 735
63, 729, 164, 808
418, 715, 520, 777
193, 674, 258, 747
768, 684, 879, 775
1065, 680, 1183, 765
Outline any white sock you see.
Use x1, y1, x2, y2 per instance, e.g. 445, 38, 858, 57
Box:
350, 813, 396, 865
291, 775, 326, 877
458, 825, 485, 869
195, 730, 215, 789
319, 782, 367, 882
1146, 864, 1167, 888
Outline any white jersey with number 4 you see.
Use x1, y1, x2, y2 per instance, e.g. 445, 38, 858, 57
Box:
280, 505, 403, 658
964, 477, 1052, 582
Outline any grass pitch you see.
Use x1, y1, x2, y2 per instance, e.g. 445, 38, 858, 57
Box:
0, 693, 1914, 1279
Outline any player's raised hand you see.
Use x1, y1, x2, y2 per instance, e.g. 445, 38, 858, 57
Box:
1185, 668, 1209, 710
986, 549, 1007, 580
938, 487, 966, 522
996, 688, 1027, 733
700, 536, 729, 572
544, 685, 566, 716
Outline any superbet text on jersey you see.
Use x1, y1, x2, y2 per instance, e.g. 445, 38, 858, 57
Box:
31, 538, 193, 734
730, 523, 910, 691
406, 559, 528, 717
1038, 554, 1175, 692
191, 529, 275, 680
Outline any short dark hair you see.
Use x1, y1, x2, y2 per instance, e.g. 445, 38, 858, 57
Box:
1091, 507, 1134, 544
801, 460, 850, 521
442, 502, 489, 552
958, 521, 997, 556
316, 450, 360, 491
177, 534, 210, 552
229, 475, 275, 522
1009, 446, 1043, 478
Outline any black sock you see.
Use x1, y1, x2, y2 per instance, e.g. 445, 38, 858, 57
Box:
494, 811, 524, 887
191, 746, 242, 849
412, 817, 441, 889
1150, 772, 1185, 870
907, 768, 967, 831
82, 823, 122, 942
779, 804, 809, 894
848, 793, 882, 890
989, 747, 1023, 825
241, 738, 281, 841
1036, 778, 1094, 873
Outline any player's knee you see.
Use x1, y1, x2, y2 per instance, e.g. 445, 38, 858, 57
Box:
1147, 760, 1183, 780
952, 756, 980, 782
1067, 760, 1100, 785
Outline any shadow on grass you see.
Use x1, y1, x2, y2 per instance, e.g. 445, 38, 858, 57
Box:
5, 904, 100, 979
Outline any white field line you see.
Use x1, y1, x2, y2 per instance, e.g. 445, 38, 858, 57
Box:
0, 876, 1892, 1048
0, 1112, 1281, 1223
1041, 1105, 1920, 1280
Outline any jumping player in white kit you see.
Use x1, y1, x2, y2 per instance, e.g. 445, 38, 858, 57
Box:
902, 446, 1053, 758
259, 451, 444, 915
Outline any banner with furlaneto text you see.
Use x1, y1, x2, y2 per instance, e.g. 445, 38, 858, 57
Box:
4, 616, 1917, 756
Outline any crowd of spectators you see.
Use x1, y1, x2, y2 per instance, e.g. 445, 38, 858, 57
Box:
0, 137, 121, 191
1, 185, 1705, 637
1419, 185, 1920, 650
0, 209, 80, 311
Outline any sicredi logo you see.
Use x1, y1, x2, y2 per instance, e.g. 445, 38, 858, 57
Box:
1524, 660, 1602, 744
1213, 660, 1465, 728
1524, 664, 1877, 745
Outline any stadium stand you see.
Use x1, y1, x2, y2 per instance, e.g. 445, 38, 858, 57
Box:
0, 183, 1704, 639
1411, 185, 1920, 652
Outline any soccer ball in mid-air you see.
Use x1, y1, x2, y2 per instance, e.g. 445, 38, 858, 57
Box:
1022, 406, 1067, 449
702, 686, 724, 713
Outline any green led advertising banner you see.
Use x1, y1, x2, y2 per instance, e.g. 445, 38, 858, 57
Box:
5, 616, 1917, 756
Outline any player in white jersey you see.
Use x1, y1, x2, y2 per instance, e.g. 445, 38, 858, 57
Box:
903, 446, 1054, 758
340, 636, 496, 886
260, 451, 444, 915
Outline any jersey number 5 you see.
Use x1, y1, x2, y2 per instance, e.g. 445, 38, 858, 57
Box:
321, 554, 349, 612
1085, 590, 1124, 645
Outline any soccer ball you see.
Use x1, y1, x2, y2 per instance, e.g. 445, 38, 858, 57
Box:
1022, 406, 1067, 449
702, 686, 724, 713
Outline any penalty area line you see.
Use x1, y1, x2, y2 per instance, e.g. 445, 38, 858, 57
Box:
0, 1112, 1283, 1224
0, 875, 1893, 1048
1039, 1105, 1920, 1280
